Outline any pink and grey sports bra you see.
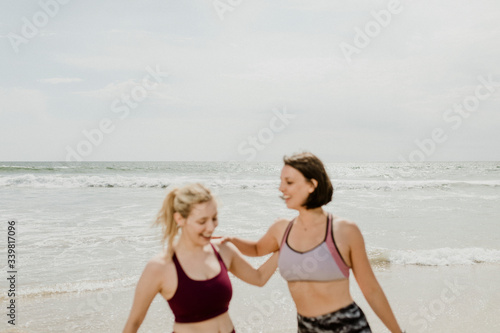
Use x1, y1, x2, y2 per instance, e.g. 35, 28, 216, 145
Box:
278, 213, 350, 282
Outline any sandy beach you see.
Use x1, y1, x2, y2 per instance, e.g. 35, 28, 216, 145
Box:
2, 264, 499, 332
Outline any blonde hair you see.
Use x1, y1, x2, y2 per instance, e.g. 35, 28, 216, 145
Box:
154, 183, 213, 256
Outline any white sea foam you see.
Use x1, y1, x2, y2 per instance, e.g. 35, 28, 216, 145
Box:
0, 165, 71, 170
369, 247, 500, 266
0, 276, 138, 299
334, 179, 500, 191
0, 174, 172, 188
1, 174, 499, 189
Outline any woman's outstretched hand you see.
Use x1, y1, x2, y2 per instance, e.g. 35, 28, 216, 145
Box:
211, 236, 232, 244
212, 236, 261, 257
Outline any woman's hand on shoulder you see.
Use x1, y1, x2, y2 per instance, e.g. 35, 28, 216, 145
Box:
211, 235, 232, 245
214, 240, 238, 267
217, 240, 248, 273
213, 217, 288, 257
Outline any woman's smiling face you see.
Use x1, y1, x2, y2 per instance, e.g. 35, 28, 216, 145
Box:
279, 165, 316, 210
177, 199, 218, 246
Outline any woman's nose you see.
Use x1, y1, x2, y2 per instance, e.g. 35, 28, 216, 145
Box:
206, 220, 216, 231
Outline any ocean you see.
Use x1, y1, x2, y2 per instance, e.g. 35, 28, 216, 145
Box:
1, 161, 499, 332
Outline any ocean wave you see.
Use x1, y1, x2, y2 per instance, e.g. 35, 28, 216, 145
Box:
0, 174, 279, 189
0, 174, 499, 189
369, 247, 500, 266
334, 179, 500, 191
0, 165, 72, 172
0, 174, 171, 188
0, 277, 138, 299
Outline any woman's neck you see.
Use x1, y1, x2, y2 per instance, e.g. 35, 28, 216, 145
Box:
296, 207, 326, 228
175, 234, 209, 255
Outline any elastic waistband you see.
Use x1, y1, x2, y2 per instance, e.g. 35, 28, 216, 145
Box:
297, 302, 358, 320
173, 328, 234, 333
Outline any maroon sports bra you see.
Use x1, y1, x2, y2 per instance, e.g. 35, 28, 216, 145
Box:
167, 243, 233, 323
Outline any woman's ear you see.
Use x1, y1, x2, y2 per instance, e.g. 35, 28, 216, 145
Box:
309, 179, 318, 193
173, 212, 185, 227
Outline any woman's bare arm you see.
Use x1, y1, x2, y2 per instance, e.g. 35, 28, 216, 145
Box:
220, 242, 279, 286
346, 221, 402, 333
123, 260, 164, 333
223, 218, 287, 256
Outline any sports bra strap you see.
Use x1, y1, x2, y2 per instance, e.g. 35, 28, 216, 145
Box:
280, 214, 332, 249
210, 243, 226, 267
171, 252, 186, 279
280, 220, 294, 248
326, 213, 333, 241
173, 243, 225, 276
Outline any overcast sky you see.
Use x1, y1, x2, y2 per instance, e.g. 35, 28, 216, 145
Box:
1, 0, 499, 162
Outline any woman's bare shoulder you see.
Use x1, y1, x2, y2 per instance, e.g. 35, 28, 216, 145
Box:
145, 252, 177, 290
214, 241, 234, 257
262, 217, 291, 244
146, 252, 175, 273
331, 215, 362, 238
271, 217, 292, 232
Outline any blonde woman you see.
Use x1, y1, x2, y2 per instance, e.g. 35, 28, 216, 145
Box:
123, 183, 278, 333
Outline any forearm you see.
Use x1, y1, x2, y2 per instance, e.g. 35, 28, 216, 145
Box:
228, 237, 259, 256
255, 252, 279, 286
364, 287, 402, 333
122, 320, 141, 333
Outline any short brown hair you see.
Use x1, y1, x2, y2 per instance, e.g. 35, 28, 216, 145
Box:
283, 152, 333, 209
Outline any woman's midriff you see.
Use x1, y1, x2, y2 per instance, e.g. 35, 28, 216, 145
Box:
172, 312, 234, 333
288, 279, 353, 317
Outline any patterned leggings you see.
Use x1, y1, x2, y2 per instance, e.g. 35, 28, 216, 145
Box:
297, 302, 372, 333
